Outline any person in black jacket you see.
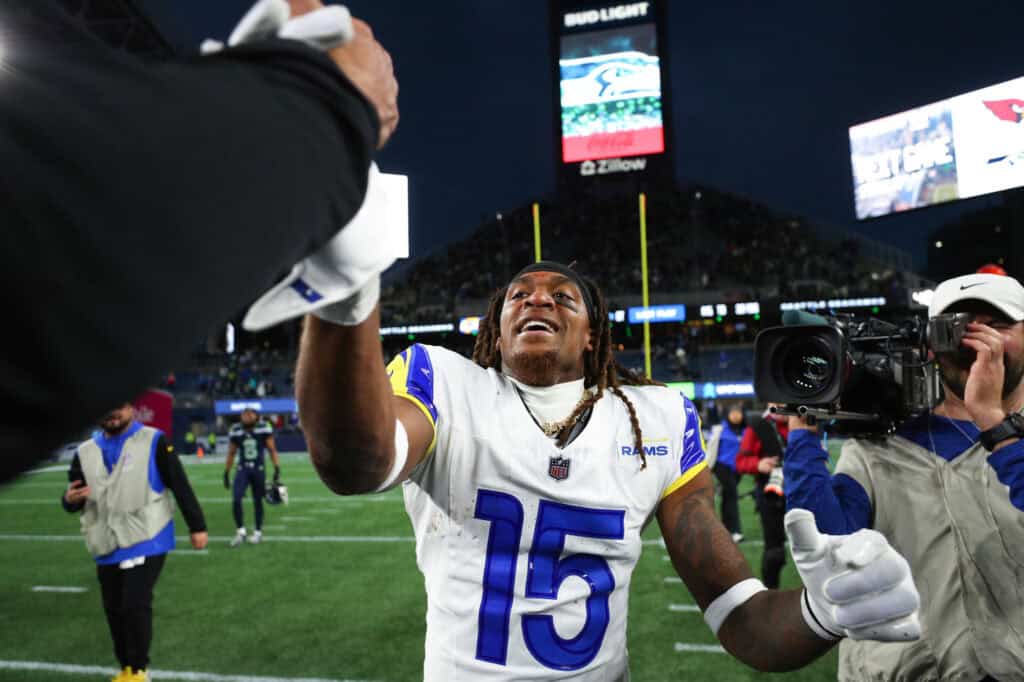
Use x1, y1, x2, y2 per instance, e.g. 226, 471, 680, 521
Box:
0, 0, 398, 482
62, 402, 207, 682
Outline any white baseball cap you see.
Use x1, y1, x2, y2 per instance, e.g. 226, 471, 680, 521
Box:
928, 273, 1024, 321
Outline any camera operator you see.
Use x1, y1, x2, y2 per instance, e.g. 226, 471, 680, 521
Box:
783, 273, 1024, 681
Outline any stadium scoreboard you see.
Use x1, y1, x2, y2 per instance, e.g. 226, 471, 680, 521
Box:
552, 0, 674, 192
850, 75, 1024, 219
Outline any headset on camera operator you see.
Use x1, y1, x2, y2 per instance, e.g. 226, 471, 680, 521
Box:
782, 273, 1024, 682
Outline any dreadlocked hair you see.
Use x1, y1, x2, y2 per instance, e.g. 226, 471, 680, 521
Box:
471, 274, 662, 469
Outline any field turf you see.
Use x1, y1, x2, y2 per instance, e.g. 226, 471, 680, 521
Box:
0, 448, 841, 681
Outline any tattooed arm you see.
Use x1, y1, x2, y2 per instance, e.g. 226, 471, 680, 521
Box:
656, 468, 834, 671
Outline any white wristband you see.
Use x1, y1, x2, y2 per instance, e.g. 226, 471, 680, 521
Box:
703, 578, 767, 635
801, 589, 843, 640
373, 419, 409, 492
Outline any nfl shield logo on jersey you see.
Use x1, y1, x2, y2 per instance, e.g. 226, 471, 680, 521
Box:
548, 456, 570, 481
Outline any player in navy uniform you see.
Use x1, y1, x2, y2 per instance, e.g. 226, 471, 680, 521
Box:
224, 408, 280, 546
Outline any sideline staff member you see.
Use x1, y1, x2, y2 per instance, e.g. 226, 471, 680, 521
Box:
0, 0, 398, 482
62, 403, 208, 682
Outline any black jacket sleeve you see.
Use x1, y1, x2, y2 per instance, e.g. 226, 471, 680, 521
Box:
154, 437, 207, 534
60, 453, 85, 513
0, 1, 380, 482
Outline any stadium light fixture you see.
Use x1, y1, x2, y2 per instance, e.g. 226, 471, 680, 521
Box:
934, 240, 943, 248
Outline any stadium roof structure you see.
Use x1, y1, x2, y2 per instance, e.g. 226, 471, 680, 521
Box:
53, 0, 173, 58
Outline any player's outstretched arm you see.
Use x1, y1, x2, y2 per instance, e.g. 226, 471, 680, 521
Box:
656, 470, 833, 671
296, 311, 432, 495
658, 470, 921, 672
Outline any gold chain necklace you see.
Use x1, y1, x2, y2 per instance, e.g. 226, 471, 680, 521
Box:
537, 393, 590, 437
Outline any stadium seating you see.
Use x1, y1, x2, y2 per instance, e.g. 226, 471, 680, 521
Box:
380, 184, 914, 327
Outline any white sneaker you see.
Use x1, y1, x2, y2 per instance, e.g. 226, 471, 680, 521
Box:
229, 529, 246, 548
731, 532, 745, 543
248, 530, 263, 545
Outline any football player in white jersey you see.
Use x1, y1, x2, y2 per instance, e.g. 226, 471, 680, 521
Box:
296, 261, 922, 680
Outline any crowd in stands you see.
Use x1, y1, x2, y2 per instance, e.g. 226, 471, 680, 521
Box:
165, 348, 294, 401
167, 184, 921, 426
380, 185, 910, 326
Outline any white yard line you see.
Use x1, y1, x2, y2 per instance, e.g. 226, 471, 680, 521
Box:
662, 576, 682, 584
0, 659, 378, 682
668, 604, 701, 612
673, 643, 726, 653
21, 466, 68, 475
30, 586, 87, 593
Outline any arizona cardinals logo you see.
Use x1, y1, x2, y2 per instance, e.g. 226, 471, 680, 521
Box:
983, 98, 1024, 124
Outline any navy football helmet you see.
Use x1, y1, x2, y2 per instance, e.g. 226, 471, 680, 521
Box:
265, 482, 288, 505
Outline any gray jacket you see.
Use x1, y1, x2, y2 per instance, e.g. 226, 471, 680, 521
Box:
834, 435, 1024, 682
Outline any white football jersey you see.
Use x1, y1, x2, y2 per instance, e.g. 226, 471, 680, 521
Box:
387, 344, 707, 681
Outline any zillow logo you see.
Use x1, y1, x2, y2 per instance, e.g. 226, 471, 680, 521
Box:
579, 157, 649, 176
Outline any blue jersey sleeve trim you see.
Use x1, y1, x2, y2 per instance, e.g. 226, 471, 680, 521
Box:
388, 344, 438, 424
679, 395, 708, 475
784, 429, 872, 533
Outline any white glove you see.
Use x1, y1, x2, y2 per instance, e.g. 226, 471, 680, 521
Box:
785, 509, 921, 642
200, 0, 354, 55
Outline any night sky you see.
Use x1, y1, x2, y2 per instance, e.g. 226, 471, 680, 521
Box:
138, 0, 1024, 270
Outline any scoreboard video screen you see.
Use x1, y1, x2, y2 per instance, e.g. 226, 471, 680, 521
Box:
850, 75, 1024, 219
559, 3, 665, 164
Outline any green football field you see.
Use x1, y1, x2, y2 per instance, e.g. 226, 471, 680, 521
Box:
0, 450, 841, 682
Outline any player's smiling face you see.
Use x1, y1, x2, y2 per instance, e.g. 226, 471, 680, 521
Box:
497, 271, 593, 386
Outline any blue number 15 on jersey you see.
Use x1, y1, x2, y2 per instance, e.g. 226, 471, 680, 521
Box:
474, 488, 626, 671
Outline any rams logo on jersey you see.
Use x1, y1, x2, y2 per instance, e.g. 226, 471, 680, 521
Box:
620, 439, 671, 457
